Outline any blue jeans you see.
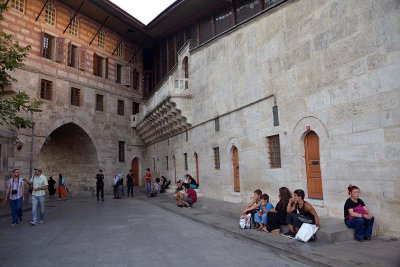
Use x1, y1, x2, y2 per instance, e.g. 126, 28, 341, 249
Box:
182, 196, 193, 206
345, 217, 374, 240
9, 197, 23, 224
255, 213, 268, 225
146, 182, 151, 193
32, 195, 45, 223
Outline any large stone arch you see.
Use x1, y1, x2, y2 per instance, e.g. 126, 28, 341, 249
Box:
37, 118, 100, 196
290, 116, 330, 202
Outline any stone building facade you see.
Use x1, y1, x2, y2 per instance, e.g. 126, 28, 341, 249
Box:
1, 0, 399, 236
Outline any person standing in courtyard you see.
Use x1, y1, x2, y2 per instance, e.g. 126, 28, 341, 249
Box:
144, 168, 152, 193
48, 176, 56, 197
95, 170, 104, 201
126, 170, 134, 197
3, 168, 25, 226
25, 169, 48, 226
58, 174, 68, 200
344, 185, 374, 242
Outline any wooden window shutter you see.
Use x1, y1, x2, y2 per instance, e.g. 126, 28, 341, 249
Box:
67, 42, 72, 66
79, 47, 86, 70
93, 53, 98, 76
40, 32, 45, 57
55, 37, 65, 63
105, 58, 108, 78
123, 66, 131, 86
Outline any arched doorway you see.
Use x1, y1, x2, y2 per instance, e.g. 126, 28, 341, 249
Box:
232, 146, 240, 192
182, 56, 189, 89
131, 158, 139, 186
38, 123, 98, 196
194, 152, 199, 185
304, 131, 323, 199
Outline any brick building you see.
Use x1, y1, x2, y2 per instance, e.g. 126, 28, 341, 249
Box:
1, 0, 400, 236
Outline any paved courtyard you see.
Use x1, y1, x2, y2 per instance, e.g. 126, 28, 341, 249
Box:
0, 197, 308, 267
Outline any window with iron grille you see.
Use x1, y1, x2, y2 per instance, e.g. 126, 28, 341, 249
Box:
68, 16, 79, 37
70, 87, 80, 106
199, 16, 214, 44
132, 69, 140, 90
117, 100, 124, 116
213, 147, 220, 170
264, 0, 281, 9
96, 94, 104, 111
119, 141, 125, 162
236, 0, 260, 24
93, 54, 107, 78
44, 2, 56, 26
40, 79, 52, 100
132, 102, 140, 115
98, 30, 105, 49
215, 5, 234, 35
215, 117, 220, 132
11, 0, 25, 13
166, 156, 169, 171
69, 44, 79, 68
184, 153, 188, 171
42, 33, 56, 60
267, 135, 281, 168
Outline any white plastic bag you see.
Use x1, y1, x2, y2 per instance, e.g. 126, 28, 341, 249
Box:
239, 217, 246, 229
295, 223, 318, 242
239, 214, 252, 229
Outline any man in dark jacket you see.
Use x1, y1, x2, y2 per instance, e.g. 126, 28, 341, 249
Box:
95, 170, 104, 201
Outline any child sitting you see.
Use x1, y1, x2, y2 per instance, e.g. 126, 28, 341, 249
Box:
254, 194, 274, 232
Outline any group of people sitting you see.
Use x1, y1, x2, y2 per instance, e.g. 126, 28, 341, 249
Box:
174, 179, 197, 207
147, 176, 171, 197
241, 185, 374, 242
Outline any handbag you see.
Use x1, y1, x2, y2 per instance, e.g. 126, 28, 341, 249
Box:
295, 223, 318, 242
347, 205, 367, 221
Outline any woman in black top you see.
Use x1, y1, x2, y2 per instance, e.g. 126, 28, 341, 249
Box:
48, 177, 56, 197
267, 187, 292, 233
344, 185, 374, 242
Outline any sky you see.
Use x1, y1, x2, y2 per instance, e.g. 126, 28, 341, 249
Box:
110, 0, 176, 25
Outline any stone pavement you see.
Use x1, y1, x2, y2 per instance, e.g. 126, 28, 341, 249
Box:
137, 189, 400, 267
1, 190, 399, 267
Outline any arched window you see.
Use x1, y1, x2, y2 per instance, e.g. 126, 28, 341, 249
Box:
98, 29, 105, 49
44, 2, 56, 26
182, 57, 189, 89
10, 0, 25, 13
69, 16, 79, 37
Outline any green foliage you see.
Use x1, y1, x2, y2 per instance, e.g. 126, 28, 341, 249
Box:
0, 3, 42, 129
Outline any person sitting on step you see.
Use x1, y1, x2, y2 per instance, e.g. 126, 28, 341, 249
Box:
241, 189, 262, 227
148, 178, 162, 197
282, 189, 320, 238
176, 183, 197, 207
344, 185, 374, 242
188, 176, 199, 189
254, 193, 274, 232
267, 187, 293, 234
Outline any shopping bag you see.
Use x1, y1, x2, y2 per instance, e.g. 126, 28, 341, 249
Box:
295, 223, 318, 242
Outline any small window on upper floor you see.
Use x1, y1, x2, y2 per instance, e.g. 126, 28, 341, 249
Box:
132, 102, 140, 115
71, 87, 81, 106
42, 33, 56, 60
96, 94, 104, 111
184, 153, 188, 171
117, 100, 124, 116
68, 16, 79, 37
116, 63, 123, 84
98, 29, 105, 49
10, 0, 25, 13
132, 69, 140, 90
213, 147, 220, 170
93, 54, 108, 78
236, 0, 261, 24
267, 135, 281, 168
40, 79, 52, 100
116, 42, 123, 58
44, 2, 56, 26
119, 141, 125, 162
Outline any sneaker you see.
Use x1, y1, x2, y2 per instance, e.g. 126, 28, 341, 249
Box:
30, 221, 37, 226
38, 220, 44, 224
364, 237, 371, 241
282, 231, 295, 237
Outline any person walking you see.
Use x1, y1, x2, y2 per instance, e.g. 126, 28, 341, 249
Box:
144, 168, 152, 193
126, 170, 134, 197
25, 169, 48, 226
3, 169, 25, 226
48, 176, 56, 197
95, 170, 105, 201
58, 174, 68, 200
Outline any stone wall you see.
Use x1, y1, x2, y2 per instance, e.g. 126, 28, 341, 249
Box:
143, 0, 400, 236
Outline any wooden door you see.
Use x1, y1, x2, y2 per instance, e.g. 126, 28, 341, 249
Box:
304, 131, 323, 199
233, 147, 240, 192
131, 158, 139, 186
194, 153, 199, 185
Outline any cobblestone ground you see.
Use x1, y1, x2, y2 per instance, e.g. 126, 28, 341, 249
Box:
0, 197, 309, 267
